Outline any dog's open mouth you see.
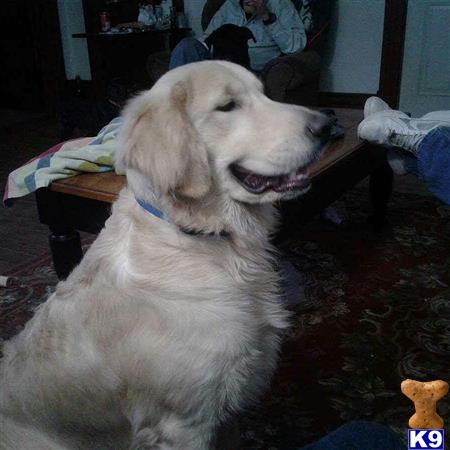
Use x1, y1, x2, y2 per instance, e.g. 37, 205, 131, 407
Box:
230, 164, 311, 194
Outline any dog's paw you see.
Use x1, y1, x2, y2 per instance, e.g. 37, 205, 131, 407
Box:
130, 427, 167, 450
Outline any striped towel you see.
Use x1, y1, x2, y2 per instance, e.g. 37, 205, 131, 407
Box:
4, 117, 123, 206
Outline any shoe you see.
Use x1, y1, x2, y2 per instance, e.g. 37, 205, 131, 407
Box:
421, 111, 450, 122
386, 149, 418, 176
363, 96, 392, 118
358, 96, 442, 154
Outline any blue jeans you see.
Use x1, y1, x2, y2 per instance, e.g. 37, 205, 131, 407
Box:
417, 125, 450, 205
169, 37, 211, 70
299, 421, 403, 450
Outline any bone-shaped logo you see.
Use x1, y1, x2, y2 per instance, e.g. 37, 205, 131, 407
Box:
401, 379, 448, 429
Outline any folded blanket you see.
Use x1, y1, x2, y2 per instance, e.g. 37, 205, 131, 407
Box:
4, 118, 122, 206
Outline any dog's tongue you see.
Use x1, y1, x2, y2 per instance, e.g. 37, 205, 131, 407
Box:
242, 173, 268, 190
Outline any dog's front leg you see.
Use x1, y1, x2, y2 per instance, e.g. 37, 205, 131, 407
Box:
129, 427, 164, 449
130, 419, 214, 450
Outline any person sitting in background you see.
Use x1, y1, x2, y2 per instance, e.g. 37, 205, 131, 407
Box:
358, 97, 450, 205
169, 0, 307, 73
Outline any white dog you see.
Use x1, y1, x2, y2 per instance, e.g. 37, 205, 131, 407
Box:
0, 61, 331, 450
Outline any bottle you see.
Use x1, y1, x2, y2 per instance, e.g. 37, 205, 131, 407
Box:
99, 11, 111, 32
160, 0, 172, 17
170, 7, 177, 28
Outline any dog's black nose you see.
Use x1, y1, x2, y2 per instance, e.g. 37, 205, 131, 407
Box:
307, 114, 334, 142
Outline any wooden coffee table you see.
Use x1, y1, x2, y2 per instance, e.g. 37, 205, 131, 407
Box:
36, 109, 393, 279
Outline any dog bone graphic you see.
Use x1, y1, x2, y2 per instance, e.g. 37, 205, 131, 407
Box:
401, 379, 448, 429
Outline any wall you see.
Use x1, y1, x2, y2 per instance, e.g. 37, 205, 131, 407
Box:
184, 0, 206, 37
184, 0, 386, 94
57, 0, 385, 92
399, 0, 450, 115
320, 0, 385, 94
57, 0, 91, 80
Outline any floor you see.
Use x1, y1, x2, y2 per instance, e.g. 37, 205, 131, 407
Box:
0, 110, 60, 273
0, 108, 432, 274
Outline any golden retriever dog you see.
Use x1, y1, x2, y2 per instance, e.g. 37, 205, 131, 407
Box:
0, 61, 331, 450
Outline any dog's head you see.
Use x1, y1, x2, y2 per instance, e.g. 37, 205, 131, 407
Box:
204, 25, 255, 69
116, 61, 331, 208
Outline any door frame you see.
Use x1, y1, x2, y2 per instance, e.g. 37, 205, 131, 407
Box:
377, 0, 408, 108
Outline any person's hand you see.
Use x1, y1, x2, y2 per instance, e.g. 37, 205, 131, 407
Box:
243, 0, 270, 20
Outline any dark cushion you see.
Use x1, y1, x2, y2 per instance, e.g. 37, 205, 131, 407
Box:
262, 50, 321, 100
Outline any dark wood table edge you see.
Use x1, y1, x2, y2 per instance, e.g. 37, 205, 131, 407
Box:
277, 141, 392, 238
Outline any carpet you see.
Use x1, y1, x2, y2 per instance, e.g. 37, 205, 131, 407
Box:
1, 186, 449, 449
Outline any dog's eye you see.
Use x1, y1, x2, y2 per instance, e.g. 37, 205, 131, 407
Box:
215, 100, 237, 112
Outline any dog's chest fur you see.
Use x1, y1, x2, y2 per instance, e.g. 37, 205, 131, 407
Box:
88, 206, 290, 424
103, 213, 288, 419
0, 204, 288, 448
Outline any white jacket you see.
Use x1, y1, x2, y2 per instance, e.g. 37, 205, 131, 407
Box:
204, 0, 307, 72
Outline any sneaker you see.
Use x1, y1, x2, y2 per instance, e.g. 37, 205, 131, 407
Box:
386, 149, 418, 176
420, 111, 450, 122
358, 96, 442, 154
363, 96, 392, 118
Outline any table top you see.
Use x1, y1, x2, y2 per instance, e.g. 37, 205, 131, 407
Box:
50, 108, 364, 204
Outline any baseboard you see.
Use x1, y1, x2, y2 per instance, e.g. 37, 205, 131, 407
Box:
318, 92, 373, 109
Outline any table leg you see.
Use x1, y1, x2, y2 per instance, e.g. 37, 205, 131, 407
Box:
36, 189, 84, 280
48, 228, 83, 280
369, 158, 393, 231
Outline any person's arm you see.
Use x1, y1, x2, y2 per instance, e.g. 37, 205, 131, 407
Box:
262, 0, 307, 54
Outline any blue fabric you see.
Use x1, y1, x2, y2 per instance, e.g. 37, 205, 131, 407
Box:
36, 155, 52, 170
299, 420, 403, 450
23, 172, 36, 193
136, 198, 169, 222
417, 126, 450, 205
169, 37, 211, 70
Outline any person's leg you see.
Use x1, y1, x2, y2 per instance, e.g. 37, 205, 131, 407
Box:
358, 97, 449, 153
358, 97, 450, 176
169, 37, 211, 69
299, 420, 403, 450
416, 125, 450, 205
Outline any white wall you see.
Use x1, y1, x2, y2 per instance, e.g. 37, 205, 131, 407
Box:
319, 0, 385, 93
184, 0, 385, 94
57, 0, 91, 80
57, 0, 385, 91
184, 0, 206, 37
399, 0, 450, 115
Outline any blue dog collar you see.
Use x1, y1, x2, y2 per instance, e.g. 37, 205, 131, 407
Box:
135, 198, 229, 237
136, 198, 169, 222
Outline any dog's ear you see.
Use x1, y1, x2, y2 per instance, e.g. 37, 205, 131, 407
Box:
117, 81, 211, 199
